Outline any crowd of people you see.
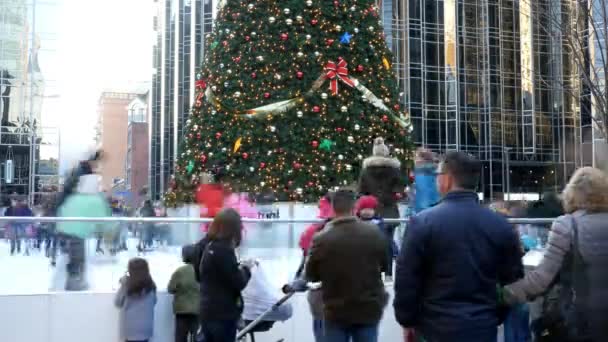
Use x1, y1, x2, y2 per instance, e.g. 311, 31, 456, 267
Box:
2, 140, 608, 342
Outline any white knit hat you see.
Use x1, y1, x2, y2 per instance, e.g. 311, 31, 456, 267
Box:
372, 137, 390, 157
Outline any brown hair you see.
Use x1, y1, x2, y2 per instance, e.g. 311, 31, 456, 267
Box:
207, 208, 243, 247
126, 258, 156, 296
562, 167, 608, 214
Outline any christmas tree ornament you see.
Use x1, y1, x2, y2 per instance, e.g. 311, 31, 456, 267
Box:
382, 115, 389, 122
354, 27, 359, 33
312, 140, 319, 148
311, 19, 318, 25
283, 8, 290, 14
340, 32, 352, 44
200, 154, 207, 163
382, 57, 391, 70
350, 6, 356, 11
324, 59, 356, 95
186, 119, 192, 125
306, 34, 312, 40
325, 38, 335, 46
296, 71, 304, 79
256, 55, 264, 62
227, 69, 232, 74
296, 15, 303, 22
260, 181, 266, 187
354, 124, 360, 130
245, 35, 251, 41
233, 137, 243, 153
270, 126, 276, 132
210, 41, 219, 49
393, 104, 400, 110
320, 165, 327, 171
286, 18, 293, 25
224, 81, 229, 87
233, 56, 241, 63
260, 162, 266, 169
297, 110, 303, 117
225, 28, 230, 34
296, 188, 303, 194
197, 132, 201, 139
216, 132, 222, 139
269, 16, 276, 23
234, 91, 241, 97
251, 72, 257, 78
319, 139, 334, 151
368, 26, 374, 32
249, 167, 255, 172
333, 0, 339, 7
195, 79, 207, 90
347, 136, 354, 142
264, 92, 271, 98
357, 154, 363, 160
293, 162, 302, 169
251, 31, 257, 36
267, 150, 273, 155
384, 97, 390, 103
274, 73, 282, 80
356, 64, 364, 71
335, 25, 342, 31
297, 52, 304, 58
220, 63, 225, 68
346, 164, 352, 171
222, 147, 227, 152
306, 0, 312, 6
340, 106, 348, 112
222, 40, 228, 47
280, 33, 289, 41
247, 3, 254, 9
193, 124, 199, 130
186, 160, 195, 174
321, 93, 328, 99
242, 152, 249, 159
314, 51, 320, 56
212, 85, 217, 91
313, 106, 321, 112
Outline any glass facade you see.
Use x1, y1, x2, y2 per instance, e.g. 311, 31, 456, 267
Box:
387, 0, 581, 199
150, 0, 213, 200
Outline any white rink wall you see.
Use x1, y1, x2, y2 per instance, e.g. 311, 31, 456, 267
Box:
0, 289, 404, 342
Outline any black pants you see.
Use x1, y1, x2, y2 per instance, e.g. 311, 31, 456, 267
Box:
65, 236, 86, 290
175, 314, 198, 342
382, 224, 397, 277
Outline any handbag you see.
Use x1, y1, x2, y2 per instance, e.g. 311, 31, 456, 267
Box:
533, 215, 590, 342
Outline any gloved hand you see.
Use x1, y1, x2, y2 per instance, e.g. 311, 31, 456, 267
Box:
282, 278, 308, 294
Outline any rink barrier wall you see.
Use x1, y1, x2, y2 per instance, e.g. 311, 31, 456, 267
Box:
0, 216, 556, 224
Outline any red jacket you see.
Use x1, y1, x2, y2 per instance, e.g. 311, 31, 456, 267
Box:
196, 184, 224, 218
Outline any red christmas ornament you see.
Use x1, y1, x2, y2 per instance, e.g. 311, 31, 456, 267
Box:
264, 92, 271, 99
188, 133, 193, 139
311, 19, 318, 26
245, 35, 251, 42
260, 162, 266, 169
333, 0, 339, 7
312, 140, 319, 148
308, 181, 314, 187
382, 115, 389, 122
215, 132, 222, 139
233, 56, 241, 63
313, 106, 321, 113
280, 33, 289, 41
293, 162, 302, 169
242, 152, 249, 159
326, 39, 335, 46
336, 127, 343, 132
296, 71, 304, 79
356, 64, 364, 72
222, 40, 228, 47
251, 72, 257, 79
195, 79, 207, 90
200, 154, 207, 163
288, 181, 294, 186
197, 132, 201, 139
394, 104, 400, 110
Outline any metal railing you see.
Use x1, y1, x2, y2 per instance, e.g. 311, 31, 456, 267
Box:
0, 216, 557, 225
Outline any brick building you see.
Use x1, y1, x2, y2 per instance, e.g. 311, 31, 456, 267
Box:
126, 93, 149, 206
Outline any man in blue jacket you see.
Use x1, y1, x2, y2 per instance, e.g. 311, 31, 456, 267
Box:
393, 151, 523, 342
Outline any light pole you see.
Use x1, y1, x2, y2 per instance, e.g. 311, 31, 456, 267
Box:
504, 147, 511, 200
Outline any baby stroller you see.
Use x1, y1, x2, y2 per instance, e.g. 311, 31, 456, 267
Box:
237, 291, 294, 342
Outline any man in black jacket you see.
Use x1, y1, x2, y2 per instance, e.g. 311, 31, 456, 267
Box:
393, 151, 523, 342
306, 190, 387, 342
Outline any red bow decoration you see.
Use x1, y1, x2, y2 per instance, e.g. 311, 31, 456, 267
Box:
324, 59, 356, 95
195, 79, 207, 90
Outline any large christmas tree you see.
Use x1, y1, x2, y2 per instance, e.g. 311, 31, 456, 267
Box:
165, 0, 414, 205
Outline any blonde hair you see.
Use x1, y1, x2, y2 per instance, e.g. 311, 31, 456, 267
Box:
562, 167, 608, 213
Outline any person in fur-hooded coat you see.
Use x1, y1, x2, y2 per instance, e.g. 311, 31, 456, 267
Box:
358, 137, 403, 221
358, 138, 403, 278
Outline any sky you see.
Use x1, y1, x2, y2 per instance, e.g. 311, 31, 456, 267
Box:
34, 0, 153, 172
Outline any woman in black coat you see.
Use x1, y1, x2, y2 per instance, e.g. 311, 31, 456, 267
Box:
358, 137, 403, 279
196, 208, 254, 342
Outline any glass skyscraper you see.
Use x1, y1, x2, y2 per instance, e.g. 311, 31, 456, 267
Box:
386, 0, 582, 199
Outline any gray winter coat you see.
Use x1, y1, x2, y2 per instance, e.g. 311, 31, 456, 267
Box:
505, 210, 608, 340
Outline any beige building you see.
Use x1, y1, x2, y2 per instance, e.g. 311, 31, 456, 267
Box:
96, 91, 139, 192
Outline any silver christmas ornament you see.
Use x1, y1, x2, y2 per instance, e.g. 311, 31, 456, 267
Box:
234, 91, 241, 97
251, 31, 257, 36
296, 188, 303, 194
211, 85, 217, 91
222, 147, 227, 152
224, 81, 229, 87
270, 126, 276, 132
267, 150, 273, 155
347, 136, 354, 143
296, 15, 303, 22
335, 25, 342, 31
297, 110, 303, 118
338, 154, 344, 160
187, 149, 191, 155
321, 93, 328, 99
286, 18, 293, 25
211, 110, 217, 115
220, 63, 225, 68
274, 73, 282, 80
306, 0, 312, 6
225, 28, 230, 34
256, 55, 264, 62
227, 69, 232, 74
357, 154, 363, 160
260, 181, 266, 187
247, 3, 254, 9
186, 119, 192, 125
283, 8, 290, 14
368, 26, 374, 32
314, 51, 320, 56
226, 165, 231, 170
297, 52, 304, 58
354, 124, 360, 130
269, 16, 276, 23
208, 152, 214, 157
340, 106, 348, 112
193, 124, 199, 130
346, 164, 353, 171
320, 165, 327, 171
354, 27, 359, 33
250, 167, 255, 172
306, 34, 312, 40
350, 6, 356, 11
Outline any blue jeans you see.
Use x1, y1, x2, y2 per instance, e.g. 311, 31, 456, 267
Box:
201, 319, 237, 342
313, 319, 324, 342
324, 321, 378, 342
504, 304, 531, 342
